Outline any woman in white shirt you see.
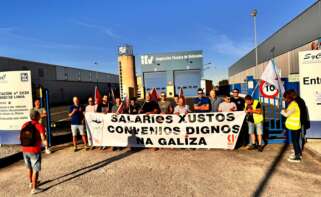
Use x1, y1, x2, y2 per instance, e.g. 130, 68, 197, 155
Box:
84, 97, 97, 148
174, 97, 191, 115
85, 97, 97, 112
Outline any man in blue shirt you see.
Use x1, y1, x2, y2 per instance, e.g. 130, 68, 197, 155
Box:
68, 96, 88, 151
193, 88, 210, 113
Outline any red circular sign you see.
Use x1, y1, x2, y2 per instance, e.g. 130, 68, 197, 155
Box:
259, 80, 279, 98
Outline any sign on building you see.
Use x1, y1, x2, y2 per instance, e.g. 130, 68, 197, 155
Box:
0, 71, 33, 143
299, 50, 321, 138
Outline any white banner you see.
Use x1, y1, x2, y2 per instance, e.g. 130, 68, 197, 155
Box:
0, 71, 33, 131
85, 112, 246, 149
299, 50, 321, 121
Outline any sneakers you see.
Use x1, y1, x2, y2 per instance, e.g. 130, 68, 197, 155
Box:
73, 146, 78, 152
247, 144, 257, 150
288, 154, 302, 160
45, 148, 51, 154
257, 145, 264, 152
30, 188, 43, 195
287, 157, 302, 163
84, 145, 89, 151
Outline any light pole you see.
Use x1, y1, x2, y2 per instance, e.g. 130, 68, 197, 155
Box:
251, 9, 258, 79
94, 62, 99, 85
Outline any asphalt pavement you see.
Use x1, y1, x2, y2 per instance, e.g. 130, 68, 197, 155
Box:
0, 144, 320, 197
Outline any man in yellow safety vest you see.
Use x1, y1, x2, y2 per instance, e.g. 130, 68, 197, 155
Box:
281, 90, 302, 163
244, 95, 264, 152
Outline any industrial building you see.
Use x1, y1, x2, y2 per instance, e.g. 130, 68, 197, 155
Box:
0, 56, 119, 105
118, 45, 138, 100
140, 50, 203, 97
228, 1, 321, 138
228, 1, 321, 93
136, 75, 144, 99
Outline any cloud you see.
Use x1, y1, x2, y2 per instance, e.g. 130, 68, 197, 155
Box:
211, 34, 253, 57
0, 26, 106, 51
73, 20, 120, 39
203, 26, 253, 58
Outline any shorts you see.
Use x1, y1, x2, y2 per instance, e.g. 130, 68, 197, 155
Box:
71, 125, 85, 136
247, 122, 263, 135
23, 153, 41, 172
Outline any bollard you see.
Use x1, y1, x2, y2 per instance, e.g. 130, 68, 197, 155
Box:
45, 89, 52, 146
39, 87, 43, 108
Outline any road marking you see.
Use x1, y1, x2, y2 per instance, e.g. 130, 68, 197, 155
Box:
51, 111, 69, 116
56, 118, 70, 122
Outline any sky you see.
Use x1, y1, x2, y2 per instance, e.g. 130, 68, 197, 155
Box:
0, 0, 317, 84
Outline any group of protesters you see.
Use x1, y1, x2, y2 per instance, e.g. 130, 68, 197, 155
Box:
19, 86, 309, 194
68, 87, 309, 161
67, 88, 264, 152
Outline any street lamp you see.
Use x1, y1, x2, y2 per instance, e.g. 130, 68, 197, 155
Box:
251, 9, 258, 79
94, 62, 99, 85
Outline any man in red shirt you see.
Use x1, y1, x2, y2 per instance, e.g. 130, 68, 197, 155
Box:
21, 110, 49, 194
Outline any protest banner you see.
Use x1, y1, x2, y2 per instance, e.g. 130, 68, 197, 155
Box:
85, 111, 246, 149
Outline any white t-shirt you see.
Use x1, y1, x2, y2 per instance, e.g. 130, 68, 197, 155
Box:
85, 105, 97, 113
174, 105, 190, 114
218, 102, 237, 112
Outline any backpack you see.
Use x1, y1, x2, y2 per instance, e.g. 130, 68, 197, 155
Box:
20, 122, 38, 146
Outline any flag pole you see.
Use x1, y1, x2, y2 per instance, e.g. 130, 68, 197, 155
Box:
251, 81, 260, 97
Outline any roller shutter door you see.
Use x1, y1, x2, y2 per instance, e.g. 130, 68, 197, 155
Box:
143, 72, 167, 95
174, 70, 201, 97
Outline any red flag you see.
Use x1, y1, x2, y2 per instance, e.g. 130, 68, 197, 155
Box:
116, 102, 124, 113
149, 88, 158, 102
178, 87, 186, 105
94, 86, 102, 104
124, 95, 130, 108
110, 89, 116, 104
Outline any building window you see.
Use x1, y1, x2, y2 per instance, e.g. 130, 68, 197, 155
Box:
64, 73, 68, 80
38, 68, 44, 77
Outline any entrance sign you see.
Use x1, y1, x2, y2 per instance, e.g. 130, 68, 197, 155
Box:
299, 50, 321, 121
299, 50, 321, 138
85, 112, 246, 149
259, 80, 279, 98
0, 71, 33, 131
